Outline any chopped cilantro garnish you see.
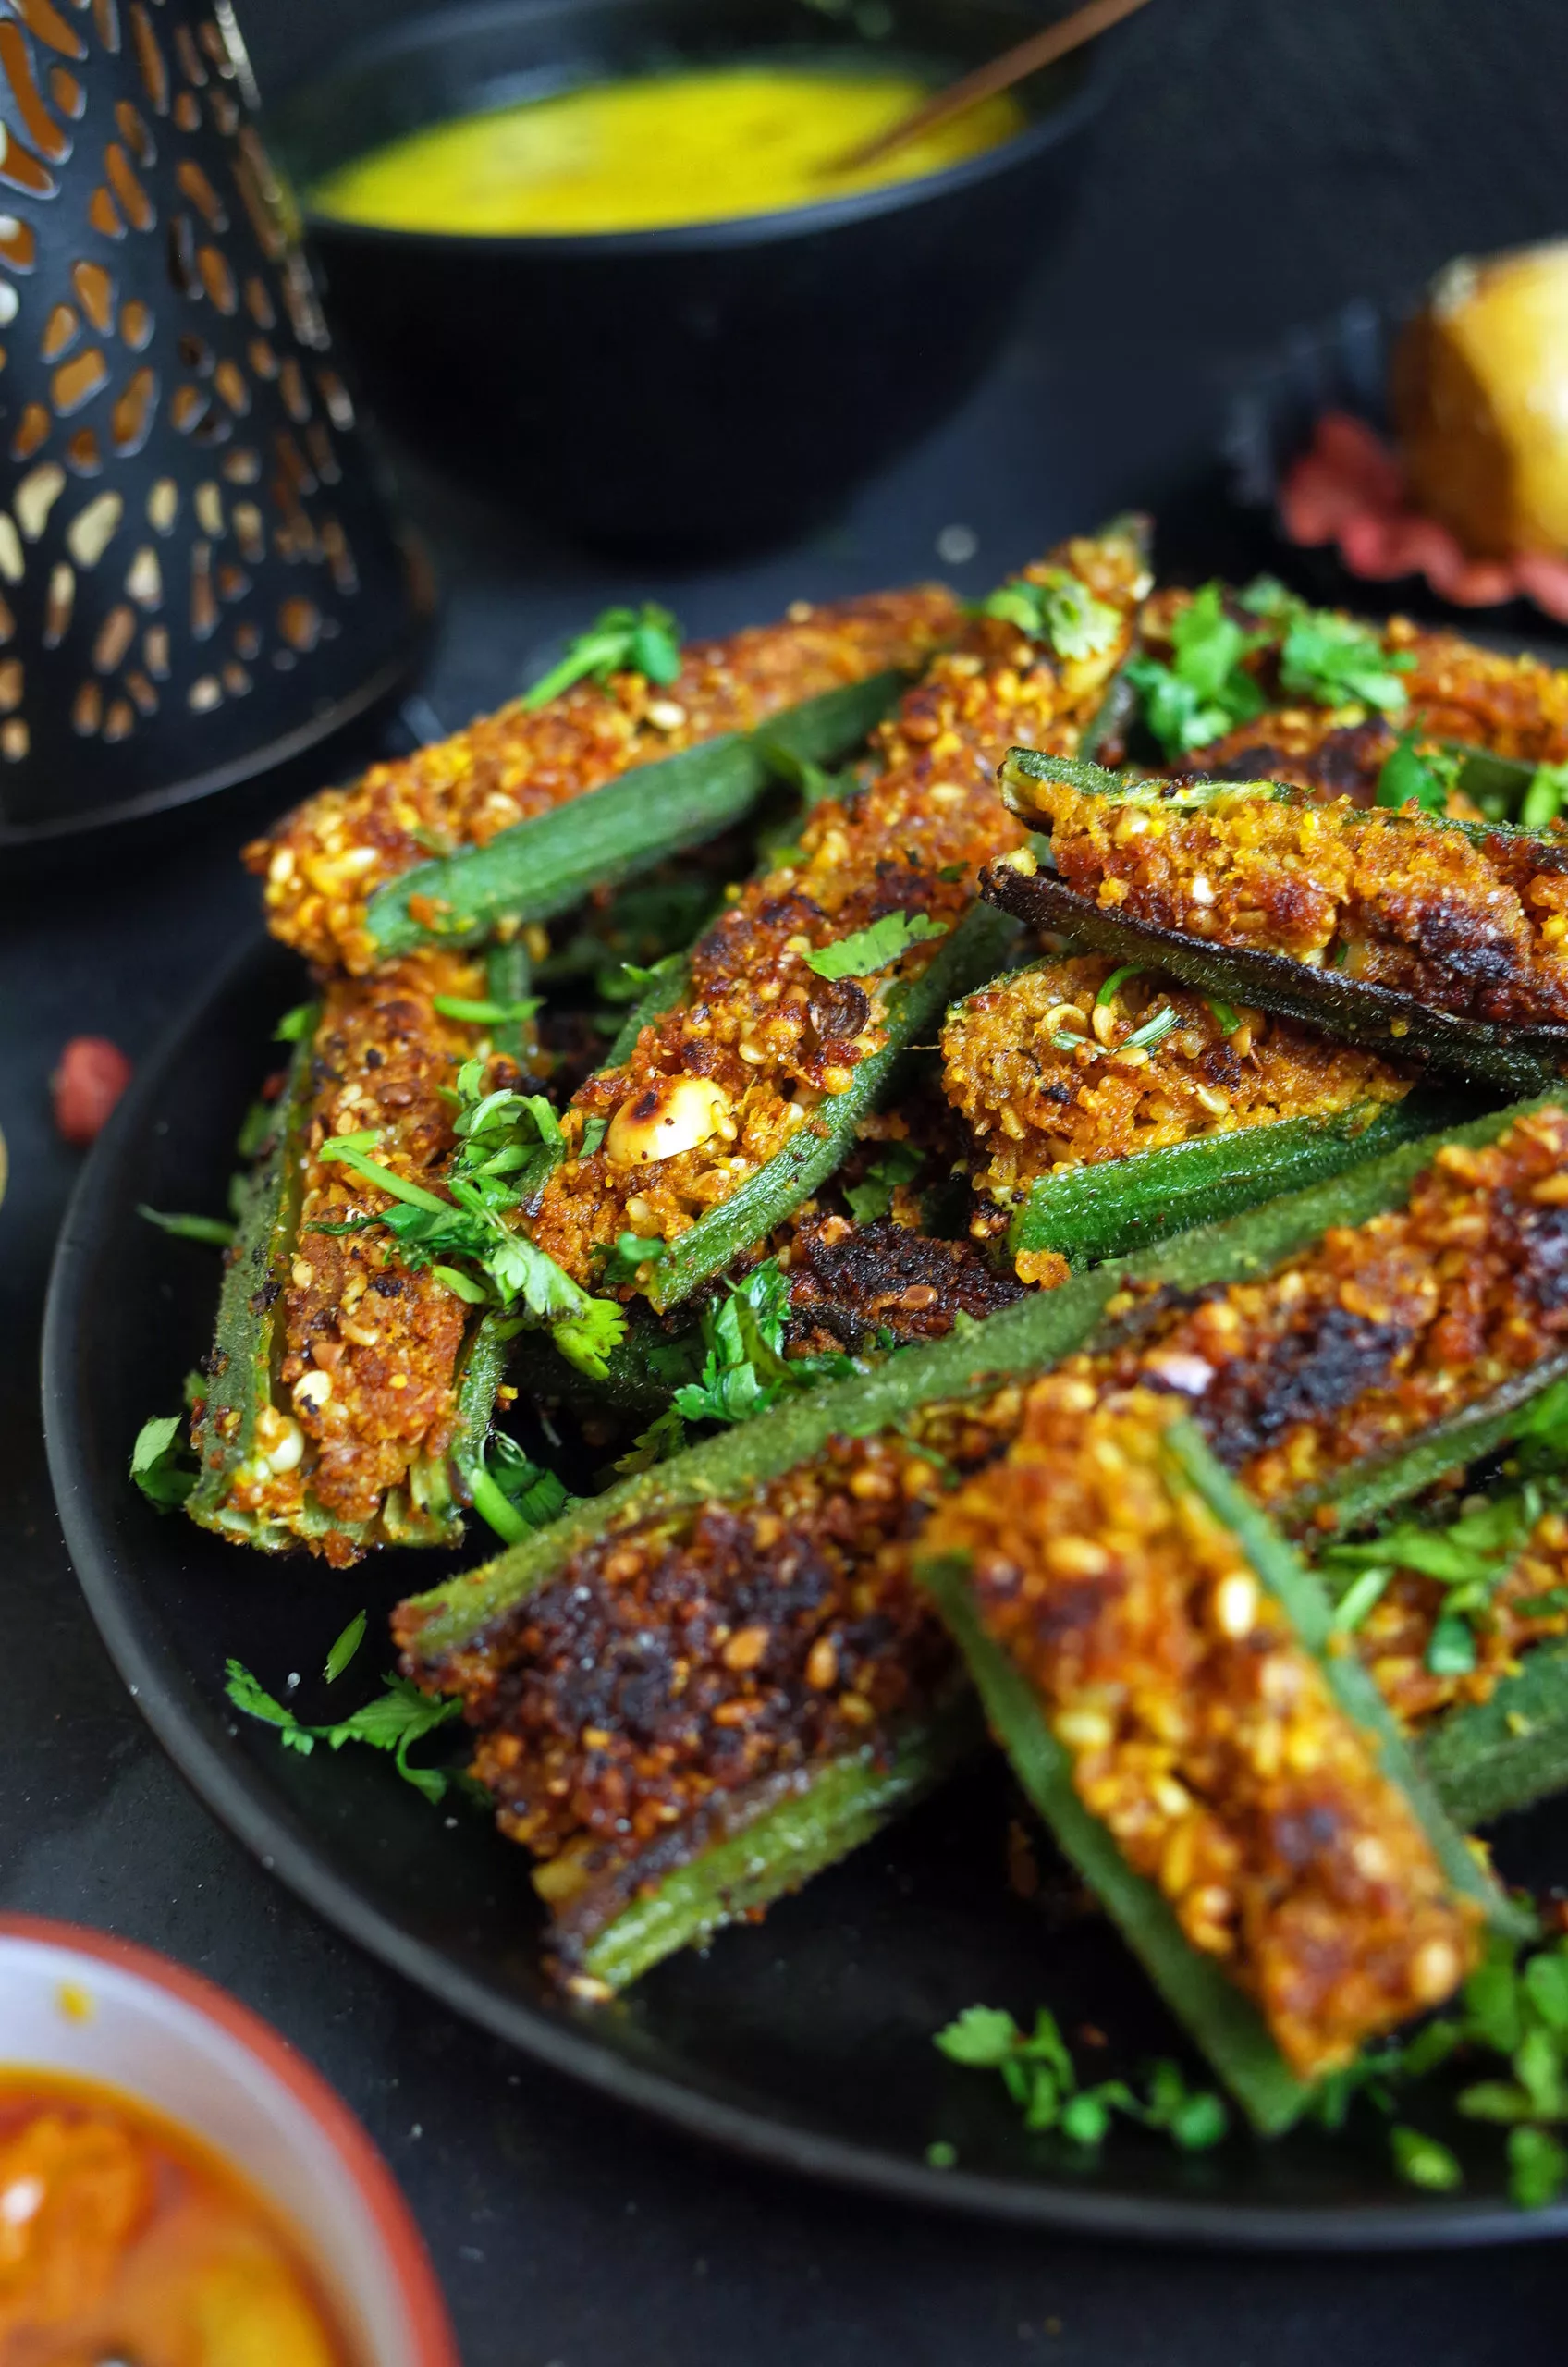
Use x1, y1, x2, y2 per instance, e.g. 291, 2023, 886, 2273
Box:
805, 910, 949, 981
673, 1259, 858, 1428
225, 1657, 463, 1805
273, 1002, 315, 1044
613, 1402, 688, 1477
598, 1231, 666, 1286
1510, 2125, 1568, 2210
129, 1413, 197, 1511
1521, 761, 1568, 831
313, 1061, 624, 1376
844, 1140, 925, 1225
935, 2005, 1227, 2153
983, 569, 1121, 662
1302, 1932, 1568, 2208
468, 1432, 571, 1546
1123, 583, 1267, 758
324, 1610, 366, 1684
1390, 2127, 1463, 2192
522, 603, 682, 710
1318, 1485, 1547, 1674
1121, 1004, 1179, 1055
1278, 608, 1412, 714
1376, 734, 1458, 815
430, 994, 543, 1026
138, 1205, 236, 1246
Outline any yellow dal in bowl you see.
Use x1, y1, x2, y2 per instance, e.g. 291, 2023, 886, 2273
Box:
311, 64, 1027, 237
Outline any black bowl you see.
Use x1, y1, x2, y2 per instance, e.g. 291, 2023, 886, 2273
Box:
270, 0, 1110, 558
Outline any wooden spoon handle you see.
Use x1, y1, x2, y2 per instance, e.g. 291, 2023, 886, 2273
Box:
827, 0, 1155, 177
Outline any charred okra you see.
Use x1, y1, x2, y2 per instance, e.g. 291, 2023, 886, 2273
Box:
940, 950, 1447, 1275
914, 1385, 1521, 2129
986, 752, 1568, 1093
522, 522, 1155, 1317
249, 587, 962, 975
188, 945, 609, 1562
1127, 580, 1568, 819
393, 1275, 1129, 1992
397, 1100, 1568, 1987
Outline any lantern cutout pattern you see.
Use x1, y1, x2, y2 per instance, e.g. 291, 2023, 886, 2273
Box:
0, 0, 422, 832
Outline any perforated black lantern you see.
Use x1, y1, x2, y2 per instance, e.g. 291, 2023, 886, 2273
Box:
0, 0, 429, 847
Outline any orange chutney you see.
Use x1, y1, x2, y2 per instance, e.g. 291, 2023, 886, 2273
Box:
0, 2074, 352, 2366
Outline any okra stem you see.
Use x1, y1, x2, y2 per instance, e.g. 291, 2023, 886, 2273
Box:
362, 674, 914, 963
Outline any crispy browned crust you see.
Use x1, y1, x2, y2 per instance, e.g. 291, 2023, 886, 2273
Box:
922, 1380, 1480, 2078
1023, 768, 1568, 1028
940, 953, 1413, 1207
780, 1209, 1025, 1354
437, 1394, 1025, 1891
1107, 1103, 1568, 1510
247, 588, 962, 972
214, 950, 512, 1561
528, 530, 1152, 1287
1354, 1501, 1568, 1730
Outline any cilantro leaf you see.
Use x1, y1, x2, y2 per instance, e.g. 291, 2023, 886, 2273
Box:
844, 1141, 925, 1226
598, 1231, 666, 1286
129, 1413, 197, 1511
1521, 762, 1568, 832
316, 1085, 623, 1370
1126, 589, 1268, 759
274, 1002, 315, 1043
672, 1259, 858, 1428
522, 603, 683, 709
468, 1433, 571, 1546
225, 1657, 463, 1801
551, 1295, 628, 1382
138, 1205, 236, 1246
612, 1403, 687, 1477
1510, 2125, 1568, 2210
235, 1097, 275, 1160
1279, 610, 1412, 714
1390, 2127, 1463, 2191
984, 569, 1121, 662
934, 2005, 1023, 2067
430, 994, 543, 1026
323, 1612, 366, 1685
1376, 734, 1458, 815
805, 910, 949, 981
933, 2005, 1227, 2155
223, 1659, 316, 1752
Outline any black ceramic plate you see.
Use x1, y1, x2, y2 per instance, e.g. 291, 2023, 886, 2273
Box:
42, 933, 1568, 2249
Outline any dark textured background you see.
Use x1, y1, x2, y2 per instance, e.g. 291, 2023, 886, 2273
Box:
6, 1, 1568, 2358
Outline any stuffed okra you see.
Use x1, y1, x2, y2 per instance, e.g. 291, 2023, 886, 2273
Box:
986, 752, 1568, 1092
248, 587, 962, 974
914, 1385, 1515, 2126
396, 1101, 1568, 1990
393, 1286, 1121, 1993
189, 948, 571, 1563
1315, 1428, 1568, 1826
523, 523, 1154, 1314
1129, 580, 1568, 817
940, 950, 1436, 1276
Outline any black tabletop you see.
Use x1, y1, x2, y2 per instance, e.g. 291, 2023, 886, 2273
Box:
7, 0, 1568, 2356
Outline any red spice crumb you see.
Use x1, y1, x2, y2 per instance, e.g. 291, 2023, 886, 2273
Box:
52, 1036, 131, 1145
